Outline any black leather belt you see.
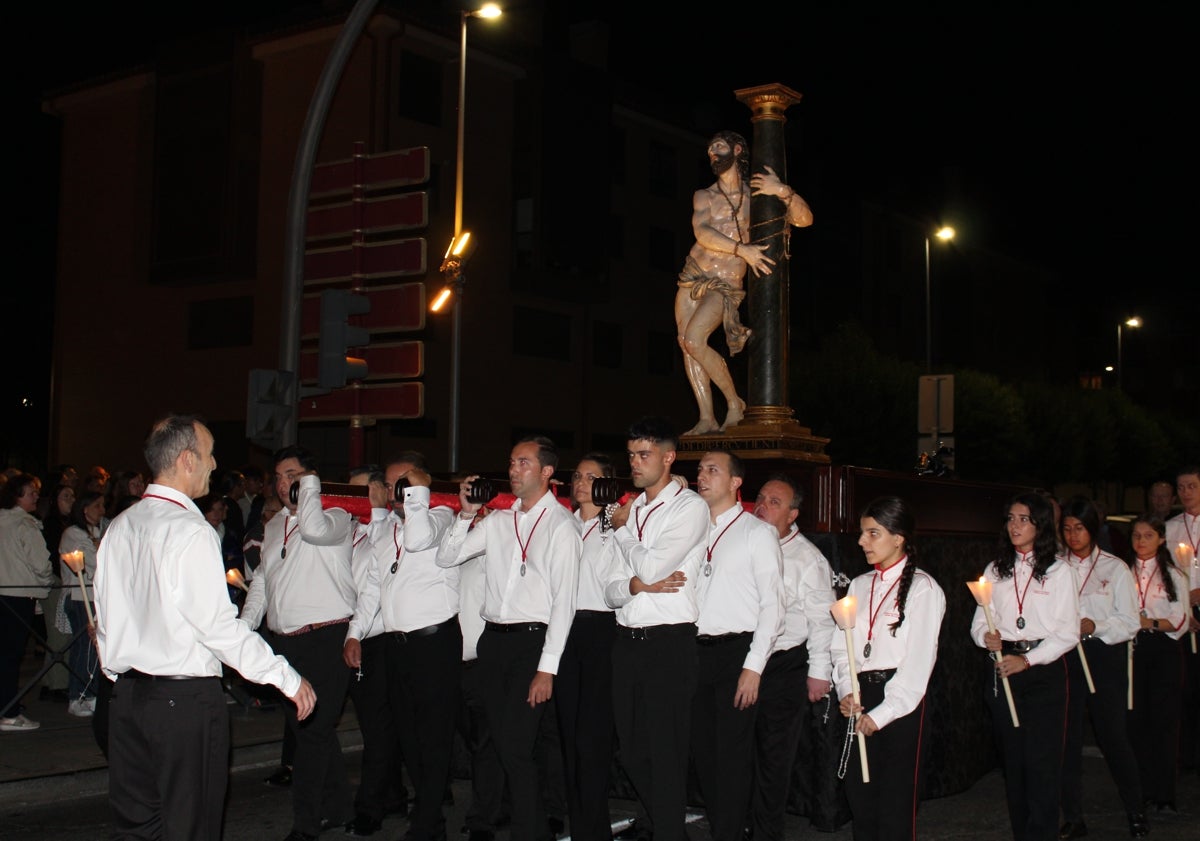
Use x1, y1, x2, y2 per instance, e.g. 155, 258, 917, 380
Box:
485, 621, 547, 633
1001, 639, 1043, 654
617, 622, 697, 641
696, 631, 752, 646
121, 670, 213, 682
389, 616, 456, 642
859, 668, 896, 684
770, 645, 808, 661
575, 609, 614, 618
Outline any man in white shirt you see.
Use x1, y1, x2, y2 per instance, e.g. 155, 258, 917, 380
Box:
604, 417, 709, 841
691, 451, 783, 841
749, 473, 835, 841
241, 445, 358, 841
1166, 465, 1200, 774
341, 465, 407, 837
96, 415, 315, 841
438, 436, 580, 841
347, 452, 461, 841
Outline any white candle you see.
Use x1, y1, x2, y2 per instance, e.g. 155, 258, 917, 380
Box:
61, 551, 95, 628
967, 576, 1020, 728
829, 594, 869, 781
226, 569, 249, 592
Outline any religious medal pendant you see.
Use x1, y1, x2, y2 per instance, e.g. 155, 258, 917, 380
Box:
703, 562, 712, 578
863, 642, 872, 659
356, 666, 363, 682
280, 547, 287, 560
1016, 616, 1026, 630
520, 562, 527, 577
1139, 609, 1147, 618
390, 561, 399, 574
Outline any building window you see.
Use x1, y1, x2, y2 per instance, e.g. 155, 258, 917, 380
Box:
592, 321, 623, 369
397, 51, 443, 126
647, 330, 677, 375
513, 306, 571, 361
188, 296, 253, 349
648, 140, 677, 199
647, 226, 676, 272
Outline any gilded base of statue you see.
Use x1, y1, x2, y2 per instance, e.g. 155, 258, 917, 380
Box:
676, 405, 829, 463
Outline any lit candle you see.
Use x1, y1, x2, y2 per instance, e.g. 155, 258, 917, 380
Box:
829, 595, 869, 782
226, 568, 249, 592
966, 576, 1019, 727
60, 551, 95, 628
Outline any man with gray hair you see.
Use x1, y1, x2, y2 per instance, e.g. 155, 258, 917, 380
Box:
96, 414, 315, 841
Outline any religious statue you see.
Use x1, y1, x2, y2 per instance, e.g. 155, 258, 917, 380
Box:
675, 131, 812, 435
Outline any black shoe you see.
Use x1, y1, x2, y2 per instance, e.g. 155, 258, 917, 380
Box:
345, 816, 382, 837
1128, 812, 1150, 837
282, 833, 317, 841
467, 832, 495, 841
265, 766, 293, 788
1059, 822, 1088, 840
548, 817, 565, 837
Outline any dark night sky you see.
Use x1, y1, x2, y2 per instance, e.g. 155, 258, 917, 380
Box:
4, 1, 1192, 459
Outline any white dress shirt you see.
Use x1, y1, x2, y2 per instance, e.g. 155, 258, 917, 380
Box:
1165, 512, 1200, 590
241, 475, 357, 635
831, 559, 946, 729
347, 508, 389, 641
694, 504, 784, 674
775, 525, 836, 681
95, 483, 301, 695
458, 556, 487, 661
437, 490, 579, 675
1064, 548, 1139, 645
351, 486, 459, 639
970, 555, 1080, 666
604, 486, 708, 627
1133, 557, 1189, 638
576, 511, 618, 613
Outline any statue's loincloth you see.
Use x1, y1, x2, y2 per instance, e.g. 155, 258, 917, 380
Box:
678, 257, 751, 355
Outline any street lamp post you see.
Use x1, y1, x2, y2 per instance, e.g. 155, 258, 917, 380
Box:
440, 4, 500, 474
924, 226, 955, 373
1117, 316, 1142, 391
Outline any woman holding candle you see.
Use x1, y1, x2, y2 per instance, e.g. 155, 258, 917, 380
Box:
831, 496, 946, 841
1056, 496, 1146, 838
970, 492, 1078, 841
59, 490, 104, 717
1126, 514, 1188, 813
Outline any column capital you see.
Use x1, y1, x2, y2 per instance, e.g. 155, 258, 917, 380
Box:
735, 84, 803, 123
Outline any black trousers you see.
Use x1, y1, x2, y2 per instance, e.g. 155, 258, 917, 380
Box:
272, 623, 353, 836
107, 675, 227, 841
751, 645, 810, 841
1180, 625, 1200, 772
555, 611, 616, 841
386, 619, 463, 841
985, 655, 1069, 841
612, 624, 697, 841
0, 595, 35, 718
459, 658, 506, 832
1060, 639, 1142, 820
843, 672, 927, 841
346, 633, 401, 822
1130, 631, 1183, 804
691, 633, 756, 841
477, 625, 549, 841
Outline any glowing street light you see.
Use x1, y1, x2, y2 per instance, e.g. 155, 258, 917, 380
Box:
924, 226, 955, 373
1117, 316, 1142, 391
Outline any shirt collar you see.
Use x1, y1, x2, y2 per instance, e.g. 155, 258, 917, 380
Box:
513, 490, 558, 515
145, 483, 201, 515
711, 501, 743, 528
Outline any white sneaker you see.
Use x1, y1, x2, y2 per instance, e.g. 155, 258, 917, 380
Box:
0, 714, 41, 732
68, 698, 95, 718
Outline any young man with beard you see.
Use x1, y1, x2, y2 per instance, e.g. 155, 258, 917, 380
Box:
438, 436, 579, 841
690, 451, 784, 841
675, 130, 812, 435
241, 446, 358, 841
604, 417, 709, 841
749, 474, 836, 841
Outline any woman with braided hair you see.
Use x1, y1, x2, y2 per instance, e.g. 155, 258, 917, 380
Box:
1127, 514, 1188, 813
831, 496, 945, 841
970, 492, 1079, 841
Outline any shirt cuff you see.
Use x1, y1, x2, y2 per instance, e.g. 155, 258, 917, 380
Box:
403, 485, 431, 506
537, 652, 561, 675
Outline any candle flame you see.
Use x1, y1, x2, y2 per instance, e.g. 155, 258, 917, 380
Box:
226, 569, 249, 591
61, 551, 85, 574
